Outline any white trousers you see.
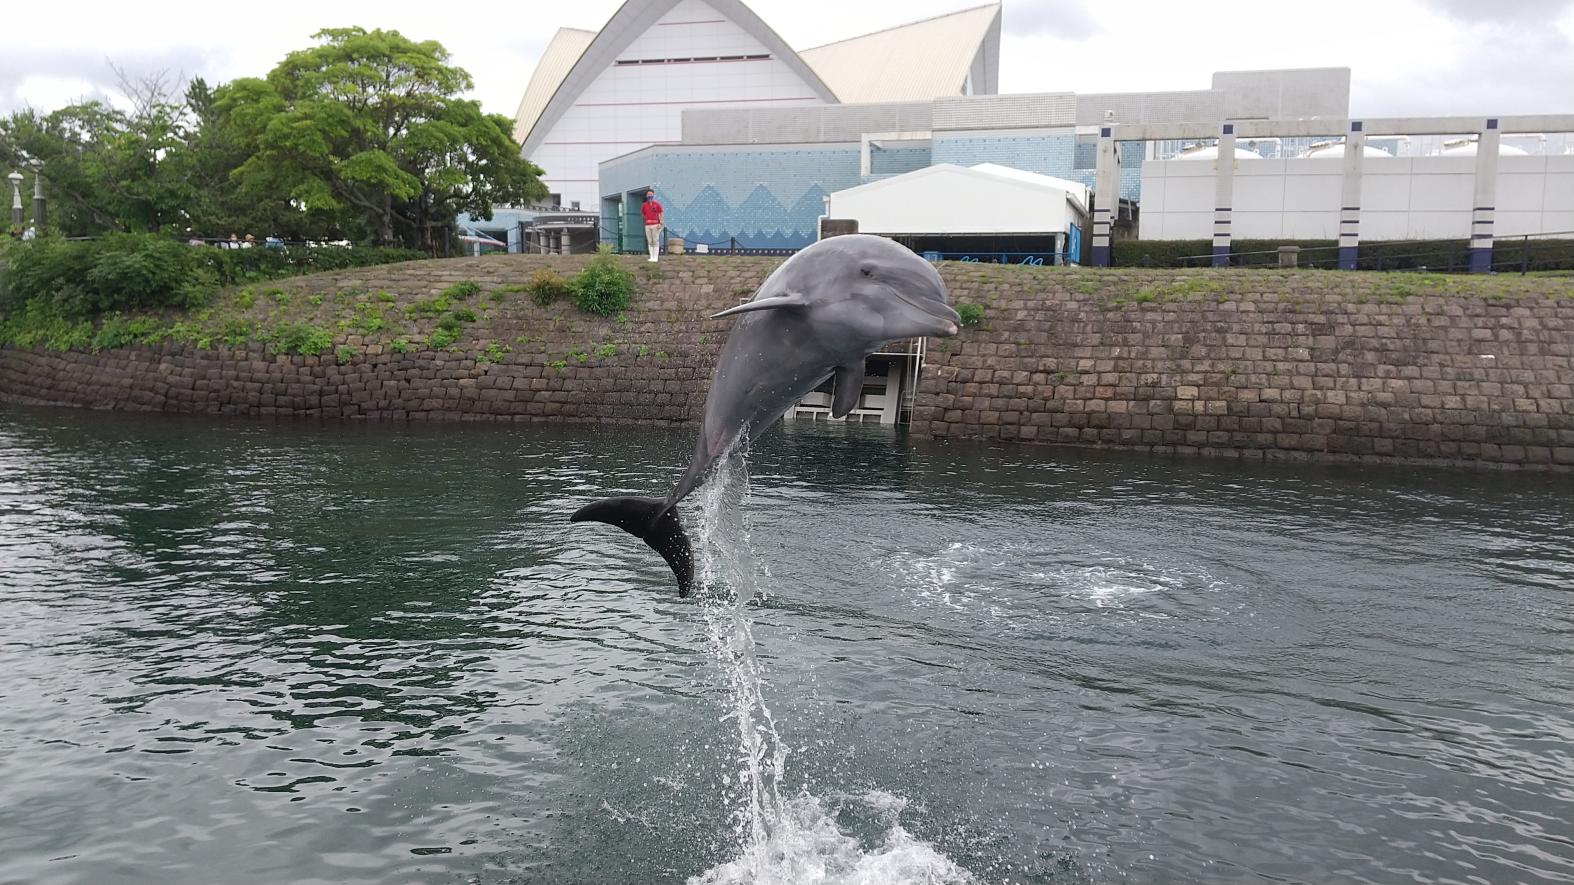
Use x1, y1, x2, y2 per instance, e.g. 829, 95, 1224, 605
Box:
645, 224, 662, 261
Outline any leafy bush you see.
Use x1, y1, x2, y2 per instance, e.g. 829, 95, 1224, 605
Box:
429, 325, 460, 349
1113, 238, 1574, 272
263, 322, 333, 355
524, 268, 570, 306
1, 233, 425, 320
441, 280, 481, 300
956, 302, 985, 327
570, 252, 635, 316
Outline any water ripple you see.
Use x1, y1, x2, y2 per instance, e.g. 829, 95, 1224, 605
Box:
0, 408, 1570, 884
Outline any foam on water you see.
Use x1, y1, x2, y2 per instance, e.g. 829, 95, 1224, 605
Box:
687, 450, 973, 885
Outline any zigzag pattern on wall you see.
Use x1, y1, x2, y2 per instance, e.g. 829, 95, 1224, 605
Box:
667, 183, 833, 249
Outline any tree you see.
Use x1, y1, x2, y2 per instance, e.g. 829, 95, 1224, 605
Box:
217, 27, 546, 251
0, 98, 197, 237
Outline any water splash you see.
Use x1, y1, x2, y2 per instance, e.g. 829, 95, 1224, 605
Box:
687, 451, 974, 885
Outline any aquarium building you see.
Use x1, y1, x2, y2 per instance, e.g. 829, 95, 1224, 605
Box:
512, 0, 1003, 244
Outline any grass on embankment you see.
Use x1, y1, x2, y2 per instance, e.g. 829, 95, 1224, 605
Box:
0, 252, 641, 366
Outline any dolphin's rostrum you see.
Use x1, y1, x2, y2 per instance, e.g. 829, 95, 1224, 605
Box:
570, 235, 961, 595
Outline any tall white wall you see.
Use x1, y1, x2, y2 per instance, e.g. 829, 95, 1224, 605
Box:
1141, 155, 1574, 240
533, 0, 826, 210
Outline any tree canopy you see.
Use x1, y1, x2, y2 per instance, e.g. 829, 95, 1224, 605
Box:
0, 28, 545, 253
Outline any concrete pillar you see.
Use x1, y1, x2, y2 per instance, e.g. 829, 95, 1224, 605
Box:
7, 172, 21, 227
1053, 231, 1066, 266
1469, 118, 1501, 273
1338, 121, 1366, 270
1091, 126, 1119, 266
1277, 245, 1301, 268
1211, 123, 1237, 267
31, 171, 45, 229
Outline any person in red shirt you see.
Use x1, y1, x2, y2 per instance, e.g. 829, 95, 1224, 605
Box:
640, 190, 664, 262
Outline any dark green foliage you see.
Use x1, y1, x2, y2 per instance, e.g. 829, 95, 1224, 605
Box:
442, 280, 481, 300
208, 244, 425, 284
1114, 238, 1574, 272
262, 322, 333, 355
1, 233, 423, 320
524, 268, 570, 306
429, 326, 460, 349
450, 307, 477, 323
570, 253, 635, 316
4, 234, 213, 315
956, 302, 985, 327
216, 28, 547, 250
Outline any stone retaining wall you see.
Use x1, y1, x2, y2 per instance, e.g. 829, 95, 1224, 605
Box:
2, 255, 1571, 469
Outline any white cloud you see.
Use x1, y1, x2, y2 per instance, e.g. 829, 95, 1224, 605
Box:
5, 0, 1572, 119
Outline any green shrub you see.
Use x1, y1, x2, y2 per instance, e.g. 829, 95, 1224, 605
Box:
570, 253, 635, 316
441, 280, 481, 300
524, 268, 570, 306
450, 307, 477, 323
0, 234, 425, 319
956, 302, 985, 327
0, 299, 94, 350
390, 337, 411, 354
90, 314, 159, 351
264, 322, 333, 355
405, 296, 449, 318
335, 344, 358, 364
218, 318, 253, 346
429, 326, 460, 349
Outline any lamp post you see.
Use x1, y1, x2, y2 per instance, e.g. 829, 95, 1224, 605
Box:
7, 171, 22, 227
31, 167, 46, 229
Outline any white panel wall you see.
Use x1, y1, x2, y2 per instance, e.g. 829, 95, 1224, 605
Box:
828, 168, 1076, 234
534, 0, 826, 209
1141, 155, 1574, 242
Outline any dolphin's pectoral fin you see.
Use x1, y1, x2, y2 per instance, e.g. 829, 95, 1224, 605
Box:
830, 364, 863, 418
571, 496, 695, 596
711, 291, 809, 319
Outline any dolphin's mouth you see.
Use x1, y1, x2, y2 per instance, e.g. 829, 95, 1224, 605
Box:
886, 285, 962, 337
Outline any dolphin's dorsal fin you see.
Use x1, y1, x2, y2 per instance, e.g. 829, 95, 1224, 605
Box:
711, 292, 809, 319
830, 364, 863, 418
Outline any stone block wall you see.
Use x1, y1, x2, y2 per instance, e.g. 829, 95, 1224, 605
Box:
3, 255, 1572, 469
911, 267, 1574, 469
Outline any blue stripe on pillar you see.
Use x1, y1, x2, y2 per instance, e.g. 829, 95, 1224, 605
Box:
1338, 245, 1358, 270
1092, 245, 1111, 267
1211, 244, 1229, 268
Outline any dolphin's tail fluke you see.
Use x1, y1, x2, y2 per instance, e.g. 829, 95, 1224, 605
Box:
570, 496, 695, 596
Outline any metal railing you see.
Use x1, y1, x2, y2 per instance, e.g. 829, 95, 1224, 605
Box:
1131, 230, 1574, 275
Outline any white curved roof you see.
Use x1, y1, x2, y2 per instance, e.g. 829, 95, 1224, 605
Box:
1302, 141, 1394, 158
827, 162, 1087, 235
1175, 144, 1264, 161
512, 2, 1003, 147
516, 0, 839, 154
799, 3, 1002, 103
512, 28, 597, 145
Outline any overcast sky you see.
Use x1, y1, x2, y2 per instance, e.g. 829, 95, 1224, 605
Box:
4, 0, 1572, 120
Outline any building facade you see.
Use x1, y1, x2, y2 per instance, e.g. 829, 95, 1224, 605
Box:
598, 69, 1349, 252
513, 0, 1003, 216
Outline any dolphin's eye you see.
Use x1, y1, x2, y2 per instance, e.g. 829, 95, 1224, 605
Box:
859, 265, 874, 278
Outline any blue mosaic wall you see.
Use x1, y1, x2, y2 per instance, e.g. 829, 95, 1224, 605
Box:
600, 134, 1148, 250
870, 145, 932, 176
603, 146, 865, 250
932, 133, 1077, 177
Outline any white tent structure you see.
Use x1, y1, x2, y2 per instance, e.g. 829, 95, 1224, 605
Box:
825, 163, 1089, 263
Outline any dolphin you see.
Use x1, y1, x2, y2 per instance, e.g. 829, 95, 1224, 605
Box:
570, 234, 961, 596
